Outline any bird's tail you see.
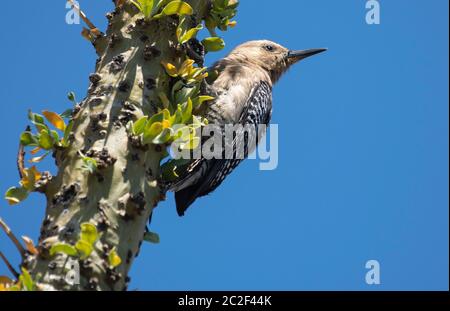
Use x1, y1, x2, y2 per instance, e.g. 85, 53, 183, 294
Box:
175, 185, 202, 216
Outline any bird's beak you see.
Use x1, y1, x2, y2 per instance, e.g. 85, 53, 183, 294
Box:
287, 48, 327, 62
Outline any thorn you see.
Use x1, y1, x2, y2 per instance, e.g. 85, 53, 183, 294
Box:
0, 251, 19, 279
0, 217, 26, 260
17, 145, 25, 179
21, 236, 39, 255
81, 27, 94, 42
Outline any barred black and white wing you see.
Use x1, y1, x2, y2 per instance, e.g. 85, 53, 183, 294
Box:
174, 81, 273, 216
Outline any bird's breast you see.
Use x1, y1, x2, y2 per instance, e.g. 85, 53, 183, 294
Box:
207, 79, 259, 124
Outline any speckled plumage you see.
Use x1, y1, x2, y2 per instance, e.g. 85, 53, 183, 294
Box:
172, 40, 326, 216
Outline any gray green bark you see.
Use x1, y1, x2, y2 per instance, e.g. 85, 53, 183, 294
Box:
22, 0, 209, 291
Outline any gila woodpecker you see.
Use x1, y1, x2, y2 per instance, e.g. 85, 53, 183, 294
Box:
171, 40, 326, 216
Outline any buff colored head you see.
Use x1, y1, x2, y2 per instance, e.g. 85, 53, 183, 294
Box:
226, 40, 327, 82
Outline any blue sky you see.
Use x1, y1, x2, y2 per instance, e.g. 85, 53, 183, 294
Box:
0, 1, 448, 290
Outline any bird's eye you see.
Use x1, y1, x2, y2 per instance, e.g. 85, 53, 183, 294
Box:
264, 45, 275, 52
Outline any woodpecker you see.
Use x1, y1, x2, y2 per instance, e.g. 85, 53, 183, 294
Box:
171, 40, 326, 216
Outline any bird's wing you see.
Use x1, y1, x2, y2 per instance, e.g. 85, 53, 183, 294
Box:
175, 81, 273, 216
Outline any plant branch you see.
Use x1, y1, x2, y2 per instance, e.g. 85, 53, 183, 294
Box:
67, 0, 97, 30
0, 217, 26, 260
16, 126, 30, 179
0, 251, 19, 279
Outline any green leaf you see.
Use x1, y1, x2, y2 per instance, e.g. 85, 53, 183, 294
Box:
181, 98, 193, 123
142, 0, 155, 17
20, 132, 38, 146
28, 111, 48, 133
213, 0, 228, 10
170, 106, 183, 125
192, 115, 207, 128
108, 248, 122, 268
152, 127, 172, 145
162, 108, 171, 122
190, 66, 208, 80
75, 240, 93, 259
5, 187, 29, 205
171, 80, 187, 99
143, 122, 164, 144
197, 95, 215, 103
181, 134, 200, 150
81, 157, 97, 174
7, 284, 21, 291
133, 117, 148, 135
176, 16, 187, 41
154, 0, 171, 12
62, 120, 73, 147
205, 16, 218, 36
50, 243, 78, 257
60, 108, 73, 119
174, 83, 199, 105
147, 110, 166, 127
38, 130, 54, 150
28, 111, 45, 125
67, 91, 76, 103
143, 231, 160, 244
50, 130, 60, 143
178, 24, 203, 44
131, 0, 154, 18
172, 125, 191, 141
130, 0, 141, 10
202, 37, 225, 52
80, 223, 98, 245
155, 0, 193, 18
19, 268, 34, 291
34, 123, 48, 133
192, 95, 215, 109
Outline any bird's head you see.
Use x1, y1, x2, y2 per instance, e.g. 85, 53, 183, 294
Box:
226, 40, 327, 83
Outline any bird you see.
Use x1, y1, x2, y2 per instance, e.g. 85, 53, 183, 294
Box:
170, 40, 326, 216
